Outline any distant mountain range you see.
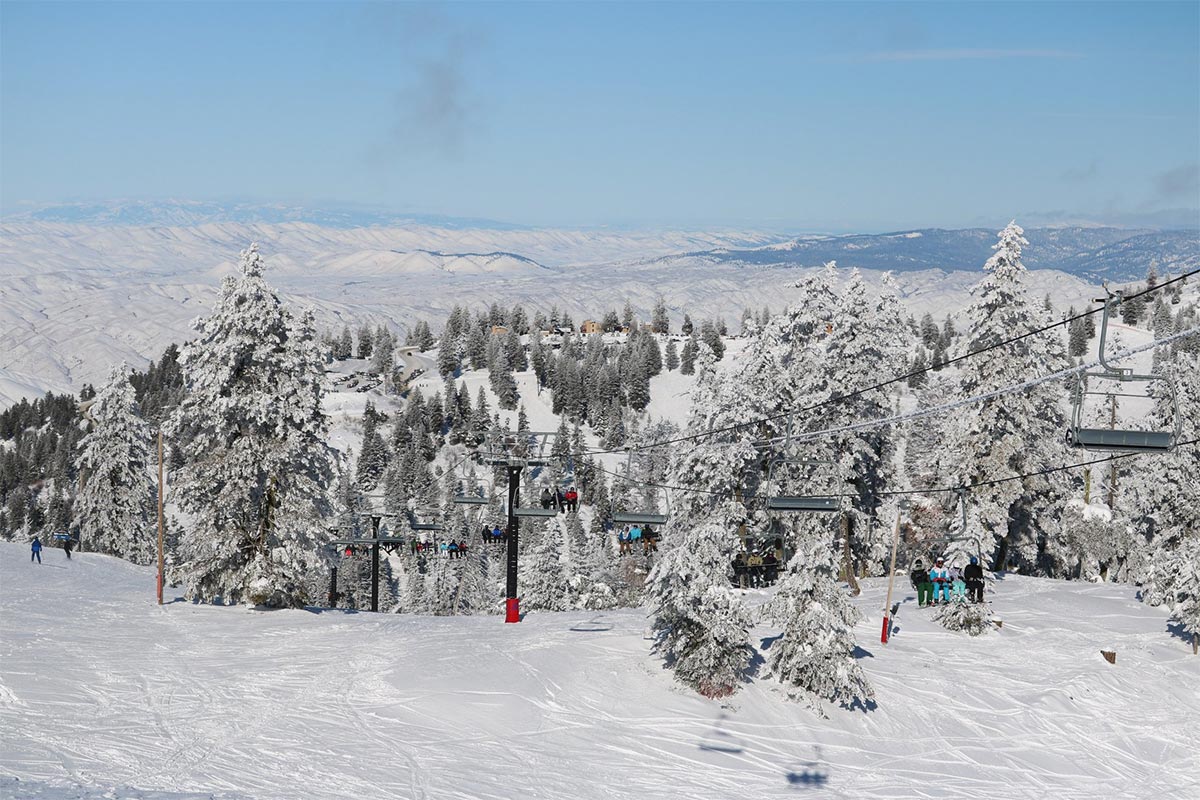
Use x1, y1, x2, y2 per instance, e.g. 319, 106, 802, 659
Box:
5, 200, 1194, 282
659, 227, 1199, 283
2, 203, 1197, 405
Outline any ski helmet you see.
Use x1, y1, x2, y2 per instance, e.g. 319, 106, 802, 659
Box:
969, 556, 978, 565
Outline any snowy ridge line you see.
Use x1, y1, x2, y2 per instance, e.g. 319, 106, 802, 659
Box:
589, 437, 1200, 502
565, 267, 1198, 459
773, 326, 1198, 446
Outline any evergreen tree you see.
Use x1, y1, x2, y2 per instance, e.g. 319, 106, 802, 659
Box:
467, 324, 488, 371
647, 502, 753, 698
681, 314, 693, 336
919, 313, 940, 348
699, 320, 725, 360
355, 403, 389, 491
335, 326, 353, 360
490, 345, 519, 411
356, 323, 374, 359
948, 223, 1068, 569
168, 244, 336, 607
652, 298, 670, 334
764, 535, 874, 710
622, 300, 635, 330
74, 365, 156, 564
680, 335, 698, 375
523, 520, 571, 611
665, 338, 680, 372
370, 326, 395, 376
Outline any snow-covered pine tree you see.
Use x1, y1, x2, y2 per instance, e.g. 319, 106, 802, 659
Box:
168, 244, 336, 607
933, 596, 994, 636
946, 222, 1068, 570
646, 344, 757, 697
523, 518, 571, 611
74, 365, 157, 564
680, 335, 697, 375
355, 403, 389, 491
646, 500, 754, 698
665, 338, 680, 372
356, 323, 374, 359
763, 534, 875, 710
651, 298, 670, 334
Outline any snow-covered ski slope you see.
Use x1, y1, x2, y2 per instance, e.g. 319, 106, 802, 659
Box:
2, 544, 1197, 800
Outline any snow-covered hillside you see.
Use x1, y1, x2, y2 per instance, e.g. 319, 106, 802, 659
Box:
0, 216, 1115, 407
1, 543, 1197, 800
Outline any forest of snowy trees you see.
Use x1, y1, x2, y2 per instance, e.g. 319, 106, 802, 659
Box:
1, 225, 1197, 703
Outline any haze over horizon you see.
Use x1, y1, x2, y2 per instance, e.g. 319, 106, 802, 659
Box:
2, 1, 1197, 232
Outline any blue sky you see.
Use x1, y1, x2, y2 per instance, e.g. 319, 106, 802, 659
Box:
2, 1, 1197, 231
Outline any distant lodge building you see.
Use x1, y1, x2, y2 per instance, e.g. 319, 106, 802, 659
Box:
580, 320, 602, 334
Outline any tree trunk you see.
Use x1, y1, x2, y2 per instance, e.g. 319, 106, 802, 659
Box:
842, 515, 860, 596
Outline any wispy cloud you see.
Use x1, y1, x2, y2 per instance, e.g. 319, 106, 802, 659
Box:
1153, 163, 1200, 202
855, 48, 1082, 63
1060, 160, 1100, 184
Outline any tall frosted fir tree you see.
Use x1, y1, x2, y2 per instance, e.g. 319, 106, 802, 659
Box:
169, 244, 336, 607
74, 364, 156, 564
946, 222, 1068, 568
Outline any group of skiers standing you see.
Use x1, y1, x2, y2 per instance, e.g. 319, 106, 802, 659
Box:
911, 555, 985, 606
539, 486, 579, 513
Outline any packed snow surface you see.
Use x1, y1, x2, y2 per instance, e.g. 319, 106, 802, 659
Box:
2, 543, 1198, 799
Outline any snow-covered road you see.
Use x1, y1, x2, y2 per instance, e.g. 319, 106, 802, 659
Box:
2, 543, 1197, 799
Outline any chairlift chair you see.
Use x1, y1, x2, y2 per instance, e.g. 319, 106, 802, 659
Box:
764, 458, 841, 513
1067, 290, 1180, 453
610, 446, 672, 527
453, 461, 492, 505
409, 507, 444, 532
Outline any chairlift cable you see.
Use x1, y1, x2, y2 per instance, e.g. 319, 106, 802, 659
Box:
590, 438, 1199, 503
566, 268, 1198, 460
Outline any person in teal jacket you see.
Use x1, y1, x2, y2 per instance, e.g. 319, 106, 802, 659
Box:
928, 557, 951, 604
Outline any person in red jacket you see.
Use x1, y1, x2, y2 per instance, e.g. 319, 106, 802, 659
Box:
565, 487, 579, 512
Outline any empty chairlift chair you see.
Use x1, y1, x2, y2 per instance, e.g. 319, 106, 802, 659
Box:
764, 458, 841, 513
1067, 291, 1180, 454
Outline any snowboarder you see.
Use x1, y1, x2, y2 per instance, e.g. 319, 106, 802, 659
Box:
929, 558, 951, 605
910, 559, 931, 606
964, 556, 985, 603
30, 537, 42, 564
63, 536, 73, 560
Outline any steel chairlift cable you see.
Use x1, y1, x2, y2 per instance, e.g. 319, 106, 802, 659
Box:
567, 268, 1198, 460
590, 438, 1199, 504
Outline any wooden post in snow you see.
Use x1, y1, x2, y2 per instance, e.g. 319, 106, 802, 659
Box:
842, 514, 860, 596
881, 504, 904, 644
157, 429, 165, 606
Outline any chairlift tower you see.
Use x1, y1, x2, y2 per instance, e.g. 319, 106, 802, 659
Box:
479, 430, 563, 622
329, 495, 402, 612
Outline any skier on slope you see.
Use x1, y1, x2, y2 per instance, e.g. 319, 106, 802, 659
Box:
928, 557, 951, 605
30, 537, 42, 564
63, 536, 74, 560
